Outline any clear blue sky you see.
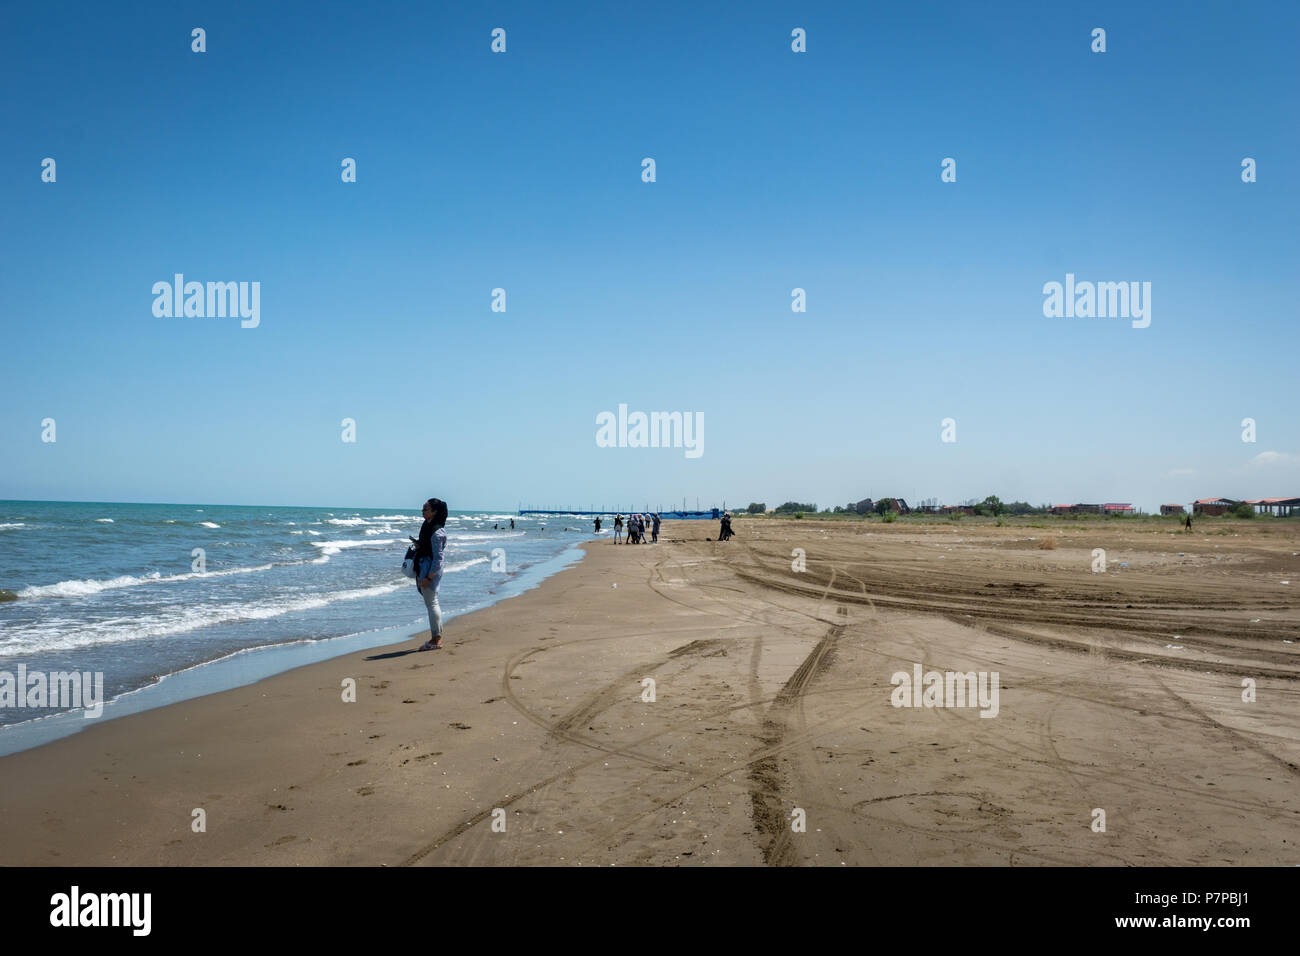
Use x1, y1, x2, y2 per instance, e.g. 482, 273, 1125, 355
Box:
3, 1, 1296, 512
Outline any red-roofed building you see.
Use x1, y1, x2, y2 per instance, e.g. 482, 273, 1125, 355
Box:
1102, 503, 1134, 514
1193, 497, 1238, 516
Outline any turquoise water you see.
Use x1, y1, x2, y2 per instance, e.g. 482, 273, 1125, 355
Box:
0, 501, 601, 732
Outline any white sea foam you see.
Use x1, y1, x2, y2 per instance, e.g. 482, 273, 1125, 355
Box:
17, 563, 278, 600
1, 580, 409, 654
199, 521, 221, 528
450, 532, 525, 541
445, 557, 489, 573
0, 523, 25, 529
328, 516, 413, 528
310, 538, 393, 552
309, 538, 396, 563
95, 518, 114, 523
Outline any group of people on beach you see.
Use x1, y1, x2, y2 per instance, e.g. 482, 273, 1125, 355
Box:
413, 501, 675, 651
717, 511, 735, 541
612, 512, 659, 544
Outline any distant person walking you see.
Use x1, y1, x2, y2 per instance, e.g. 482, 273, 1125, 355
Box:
651, 513, 661, 543
510, 518, 515, 529
415, 498, 448, 651
718, 511, 734, 541
1185, 513, 1193, 532
614, 514, 624, 543
594, 516, 602, 533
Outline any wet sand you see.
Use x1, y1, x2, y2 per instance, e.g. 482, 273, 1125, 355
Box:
1, 517, 1297, 865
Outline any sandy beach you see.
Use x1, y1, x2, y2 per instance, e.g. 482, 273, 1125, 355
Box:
1, 516, 1297, 866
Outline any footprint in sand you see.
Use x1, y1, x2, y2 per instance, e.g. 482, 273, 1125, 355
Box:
449, 722, 472, 730
356, 786, 375, 796
346, 759, 367, 767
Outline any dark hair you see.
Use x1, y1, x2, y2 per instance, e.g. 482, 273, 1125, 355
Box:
425, 498, 448, 529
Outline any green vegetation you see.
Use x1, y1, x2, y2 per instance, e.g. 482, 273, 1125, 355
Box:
774, 501, 817, 514
1232, 502, 1255, 519
746, 502, 766, 514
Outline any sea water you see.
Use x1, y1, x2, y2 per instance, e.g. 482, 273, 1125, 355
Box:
0, 501, 602, 734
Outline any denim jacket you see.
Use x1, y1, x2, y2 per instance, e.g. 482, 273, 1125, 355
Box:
418, 528, 447, 591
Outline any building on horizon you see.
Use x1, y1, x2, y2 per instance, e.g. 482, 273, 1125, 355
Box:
1049, 503, 1106, 516
1244, 497, 1300, 517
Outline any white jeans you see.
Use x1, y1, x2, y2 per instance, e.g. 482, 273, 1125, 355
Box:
421, 582, 442, 637
418, 558, 443, 637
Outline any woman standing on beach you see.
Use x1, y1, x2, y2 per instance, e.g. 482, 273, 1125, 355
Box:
415, 498, 448, 651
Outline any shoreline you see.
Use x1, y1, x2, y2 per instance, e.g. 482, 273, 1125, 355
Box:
0, 543, 585, 759
1, 518, 1296, 866
0, 535, 645, 866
